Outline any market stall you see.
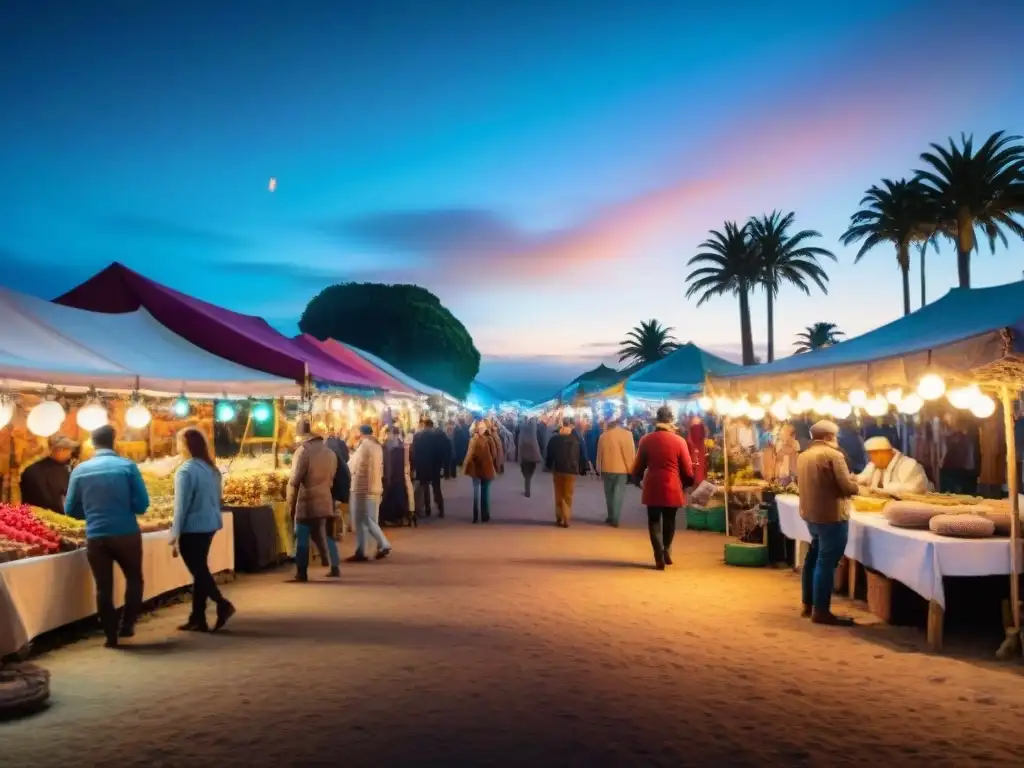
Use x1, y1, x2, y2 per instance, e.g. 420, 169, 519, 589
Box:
706, 280, 1024, 656
0, 513, 234, 657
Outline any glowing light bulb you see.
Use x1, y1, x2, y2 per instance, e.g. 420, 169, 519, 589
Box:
885, 387, 903, 406
848, 389, 868, 408
917, 374, 946, 401
769, 399, 789, 421
831, 401, 853, 419
27, 400, 66, 437
216, 402, 236, 423
758, 392, 773, 405
970, 394, 996, 419
747, 405, 766, 421
947, 385, 979, 410
330, 397, 344, 413
251, 402, 272, 423
815, 396, 836, 415
697, 395, 713, 411
125, 403, 152, 429
730, 398, 750, 418
172, 396, 190, 418
898, 393, 924, 415
864, 396, 888, 417
76, 401, 108, 431
714, 395, 733, 413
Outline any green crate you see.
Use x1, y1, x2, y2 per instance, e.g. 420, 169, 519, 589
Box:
686, 507, 708, 531
704, 505, 727, 533
724, 541, 769, 567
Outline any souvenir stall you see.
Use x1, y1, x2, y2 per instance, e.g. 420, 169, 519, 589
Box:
705, 280, 1024, 655
0, 287, 302, 658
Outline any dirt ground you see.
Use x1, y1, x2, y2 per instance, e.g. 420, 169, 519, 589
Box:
5, 469, 1024, 767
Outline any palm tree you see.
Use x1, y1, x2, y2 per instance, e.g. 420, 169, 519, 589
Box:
793, 322, 844, 354
915, 131, 1024, 288
617, 319, 679, 368
749, 211, 835, 362
841, 178, 938, 316
685, 222, 760, 365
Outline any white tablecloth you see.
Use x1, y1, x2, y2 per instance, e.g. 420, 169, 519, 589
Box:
0, 514, 234, 657
775, 495, 1018, 608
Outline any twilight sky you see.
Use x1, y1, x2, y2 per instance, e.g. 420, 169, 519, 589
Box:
2, 0, 1022, 401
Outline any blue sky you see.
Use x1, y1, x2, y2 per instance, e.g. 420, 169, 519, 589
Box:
2, 0, 1022, 400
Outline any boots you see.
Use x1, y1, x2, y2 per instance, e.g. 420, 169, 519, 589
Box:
473, 507, 479, 524
811, 609, 855, 626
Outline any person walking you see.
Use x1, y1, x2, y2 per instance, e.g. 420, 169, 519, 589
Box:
452, 418, 471, 477
486, 417, 505, 475
797, 420, 859, 626
170, 427, 235, 632
631, 406, 693, 570
597, 416, 636, 527
288, 420, 341, 581
544, 418, 585, 527
348, 424, 392, 561
516, 417, 542, 497
64, 425, 149, 647
412, 418, 450, 518
381, 426, 415, 526
463, 421, 498, 522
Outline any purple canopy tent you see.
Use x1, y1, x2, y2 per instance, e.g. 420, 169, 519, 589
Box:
55, 262, 376, 389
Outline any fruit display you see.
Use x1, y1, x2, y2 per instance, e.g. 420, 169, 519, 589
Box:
30, 506, 87, 551
141, 472, 175, 499
0, 504, 62, 561
222, 470, 289, 506
141, 497, 175, 533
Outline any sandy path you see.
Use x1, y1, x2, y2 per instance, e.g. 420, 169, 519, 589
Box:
4, 469, 1024, 767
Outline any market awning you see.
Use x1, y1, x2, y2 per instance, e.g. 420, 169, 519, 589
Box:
0, 287, 298, 397
54, 262, 379, 389
293, 335, 413, 395
342, 343, 458, 402
709, 281, 1024, 393
551, 363, 624, 403
625, 343, 742, 400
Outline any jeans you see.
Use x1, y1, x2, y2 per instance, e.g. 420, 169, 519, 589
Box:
521, 462, 537, 495
351, 496, 390, 555
179, 532, 228, 622
552, 473, 576, 524
646, 507, 678, 563
802, 520, 850, 613
472, 477, 492, 521
295, 518, 340, 573
602, 473, 627, 524
417, 477, 445, 516
86, 532, 143, 642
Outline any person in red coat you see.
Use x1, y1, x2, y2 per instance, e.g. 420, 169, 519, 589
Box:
631, 406, 695, 570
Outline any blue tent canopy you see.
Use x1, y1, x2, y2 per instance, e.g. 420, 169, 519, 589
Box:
624, 343, 742, 401
709, 281, 1024, 393
467, 379, 508, 409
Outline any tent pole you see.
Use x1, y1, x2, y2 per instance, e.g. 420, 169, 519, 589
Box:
723, 416, 730, 537
998, 385, 1022, 658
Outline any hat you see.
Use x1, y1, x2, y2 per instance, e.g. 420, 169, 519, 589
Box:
864, 436, 893, 452
359, 424, 374, 436
656, 405, 675, 423
48, 433, 78, 450
809, 420, 839, 437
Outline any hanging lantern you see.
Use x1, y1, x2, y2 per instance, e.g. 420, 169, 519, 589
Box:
747, 405, 766, 421
864, 395, 888, 417
916, 374, 946, 401
885, 387, 903, 406
970, 394, 996, 419
0, 396, 13, 429
172, 396, 190, 418
697, 395, 713, 411
216, 402, 237, 423
830, 400, 853, 419
815, 395, 836, 415
330, 397, 345, 413
125, 401, 152, 430
769, 399, 789, 421
947, 385, 980, 410
758, 392, 773, 405
28, 400, 66, 437
251, 402, 272, 423
898, 393, 924, 415
714, 395, 732, 413
848, 389, 868, 408
76, 399, 108, 431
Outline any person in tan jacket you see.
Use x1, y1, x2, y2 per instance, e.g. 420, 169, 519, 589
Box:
347, 424, 391, 562
796, 420, 860, 626
288, 420, 339, 581
596, 417, 636, 527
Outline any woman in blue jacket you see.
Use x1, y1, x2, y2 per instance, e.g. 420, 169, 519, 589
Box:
170, 428, 235, 633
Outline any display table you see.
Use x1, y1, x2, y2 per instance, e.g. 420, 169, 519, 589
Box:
0, 513, 234, 658
776, 495, 1020, 649
222, 504, 278, 572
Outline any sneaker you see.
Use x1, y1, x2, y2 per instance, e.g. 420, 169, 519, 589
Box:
178, 619, 209, 633
118, 626, 135, 639
811, 610, 855, 626
327, 566, 341, 578
346, 553, 369, 563
664, 554, 674, 566
375, 548, 392, 560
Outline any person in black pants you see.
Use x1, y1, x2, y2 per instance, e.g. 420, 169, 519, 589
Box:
170, 428, 235, 632
412, 418, 450, 518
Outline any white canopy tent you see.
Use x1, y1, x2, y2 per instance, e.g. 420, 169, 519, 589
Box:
0, 288, 299, 397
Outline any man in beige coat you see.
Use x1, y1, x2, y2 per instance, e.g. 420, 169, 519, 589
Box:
796, 420, 860, 626
288, 420, 339, 581
347, 424, 391, 562
597, 417, 636, 527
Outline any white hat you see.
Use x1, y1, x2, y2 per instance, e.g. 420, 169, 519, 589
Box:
810, 420, 839, 437
864, 436, 893, 452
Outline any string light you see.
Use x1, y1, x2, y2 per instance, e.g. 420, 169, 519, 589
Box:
947, 385, 979, 410
251, 402, 272, 423
898, 393, 924, 415
917, 374, 946, 401
885, 387, 903, 406
216, 402, 236, 423
27, 400, 66, 437
125, 398, 152, 429
172, 396, 190, 418
76, 399, 108, 431
970, 394, 996, 418
697, 395, 713, 411
864, 396, 888, 417
848, 389, 868, 408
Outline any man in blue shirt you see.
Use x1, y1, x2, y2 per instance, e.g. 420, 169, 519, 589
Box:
66, 425, 150, 647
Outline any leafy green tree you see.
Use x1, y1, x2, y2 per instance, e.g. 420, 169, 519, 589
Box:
793, 322, 844, 354
300, 283, 480, 399
748, 210, 834, 362
617, 319, 679, 368
685, 222, 760, 365
915, 131, 1024, 288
